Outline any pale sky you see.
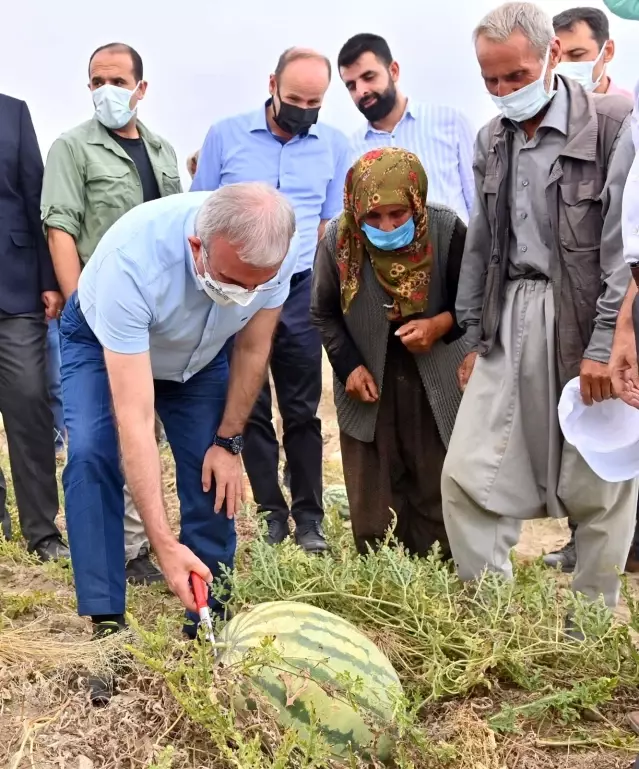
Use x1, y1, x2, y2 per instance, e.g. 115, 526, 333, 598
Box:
1, 0, 636, 188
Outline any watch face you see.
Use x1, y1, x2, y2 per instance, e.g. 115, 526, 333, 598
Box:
215, 434, 244, 454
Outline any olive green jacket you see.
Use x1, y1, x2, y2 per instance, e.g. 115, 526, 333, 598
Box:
41, 118, 182, 265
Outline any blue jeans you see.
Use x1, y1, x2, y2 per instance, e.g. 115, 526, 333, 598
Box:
60, 295, 235, 628
46, 320, 65, 452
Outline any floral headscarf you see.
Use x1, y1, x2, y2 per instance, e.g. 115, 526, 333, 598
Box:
335, 147, 432, 320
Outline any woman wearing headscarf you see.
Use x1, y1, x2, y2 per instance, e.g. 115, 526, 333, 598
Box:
311, 147, 467, 557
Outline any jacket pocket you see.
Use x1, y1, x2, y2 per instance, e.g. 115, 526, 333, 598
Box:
558, 179, 603, 251
85, 163, 132, 208
479, 258, 501, 350
10, 231, 35, 248
482, 173, 499, 225
160, 169, 182, 196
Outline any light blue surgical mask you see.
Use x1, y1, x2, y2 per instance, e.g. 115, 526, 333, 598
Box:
555, 43, 607, 92
491, 46, 556, 123
361, 217, 416, 251
92, 82, 140, 130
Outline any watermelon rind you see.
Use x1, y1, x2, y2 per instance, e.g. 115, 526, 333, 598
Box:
322, 485, 351, 521
217, 601, 402, 762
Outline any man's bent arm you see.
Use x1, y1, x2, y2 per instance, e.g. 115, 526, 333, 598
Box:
455, 125, 492, 351
619, 281, 638, 331
104, 349, 173, 549
586, 120, 634, 362
218, 307, 281, 437
48, 229, 82, 300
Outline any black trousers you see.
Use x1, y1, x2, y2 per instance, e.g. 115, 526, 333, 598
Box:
0, 310, 61, 549
242, 270, 323, 525
0, 468, 10, 540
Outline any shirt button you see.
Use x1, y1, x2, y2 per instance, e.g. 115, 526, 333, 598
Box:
521, 245, 528, 252
520, 212, 528, 219
522, 180, 529, 187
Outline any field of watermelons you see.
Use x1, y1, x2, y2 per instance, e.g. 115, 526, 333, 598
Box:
3, 379, 639, 769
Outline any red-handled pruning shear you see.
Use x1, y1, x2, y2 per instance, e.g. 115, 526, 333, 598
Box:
190, 572, 216, 646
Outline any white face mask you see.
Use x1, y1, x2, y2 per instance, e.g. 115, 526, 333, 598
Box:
92, 82, 140, 130
555, 43, 607, 92
491, 46, 556, 123
196, 245, 258, 307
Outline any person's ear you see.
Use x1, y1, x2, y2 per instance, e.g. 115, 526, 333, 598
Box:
136, 80, 148, 101
603, 40, 615, 65
549, 37, 562, 70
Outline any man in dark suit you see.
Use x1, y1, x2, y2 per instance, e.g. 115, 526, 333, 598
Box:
0, 92, 69, 560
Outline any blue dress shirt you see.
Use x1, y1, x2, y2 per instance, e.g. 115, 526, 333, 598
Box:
78, 192, 300, 382
191, 103, 351, 272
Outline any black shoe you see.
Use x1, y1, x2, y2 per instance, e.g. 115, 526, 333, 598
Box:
88, 616, 127, 706
543, 539, 577, 573
265, 518, 290, 546
295, 521, 329, 554
34, 536, 70, 562
564, 616, 586, 643
125, 548, 165, 586
0, 509, 11, 541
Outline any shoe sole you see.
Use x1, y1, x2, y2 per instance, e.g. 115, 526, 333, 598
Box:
296, 545, 330, 555
543, 561, 576, 574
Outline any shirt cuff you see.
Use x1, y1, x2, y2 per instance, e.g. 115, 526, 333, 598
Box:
461, 322, 481, 352
584, 326, 614, 364
42, 212, 81, 240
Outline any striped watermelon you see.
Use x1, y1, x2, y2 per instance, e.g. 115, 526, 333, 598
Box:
218, 601, 401, 762
323, 484, 351, 520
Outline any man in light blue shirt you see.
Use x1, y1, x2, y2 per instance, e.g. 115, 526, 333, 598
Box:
192, 47, 351, 553
59, 183, 297, 701
338, 33, 475, 222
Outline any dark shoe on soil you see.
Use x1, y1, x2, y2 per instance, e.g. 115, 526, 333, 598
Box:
295, 521, 329, 554
88, 616, 127, 706
564, 616, 586, 643
125, 548, 165, 586
34, 536, 70, 563
265, 518, 290, 546
543, 539, 577, 573
88, 673, 115, 707
0, 508, 11, 541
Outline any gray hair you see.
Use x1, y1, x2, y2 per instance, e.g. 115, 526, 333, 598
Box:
474, 2, 555, 59
195, 183, 296, 269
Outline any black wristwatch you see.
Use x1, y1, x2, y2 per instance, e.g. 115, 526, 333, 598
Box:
213, 434, 244, 455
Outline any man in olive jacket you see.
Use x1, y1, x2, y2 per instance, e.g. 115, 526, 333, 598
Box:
42, 42, 182, 586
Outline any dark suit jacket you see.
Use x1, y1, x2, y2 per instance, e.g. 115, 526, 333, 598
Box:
0, 93, 58, 314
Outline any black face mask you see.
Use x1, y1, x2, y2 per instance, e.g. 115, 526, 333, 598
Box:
273, 93, 320, 136
357, 81, 397, 122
